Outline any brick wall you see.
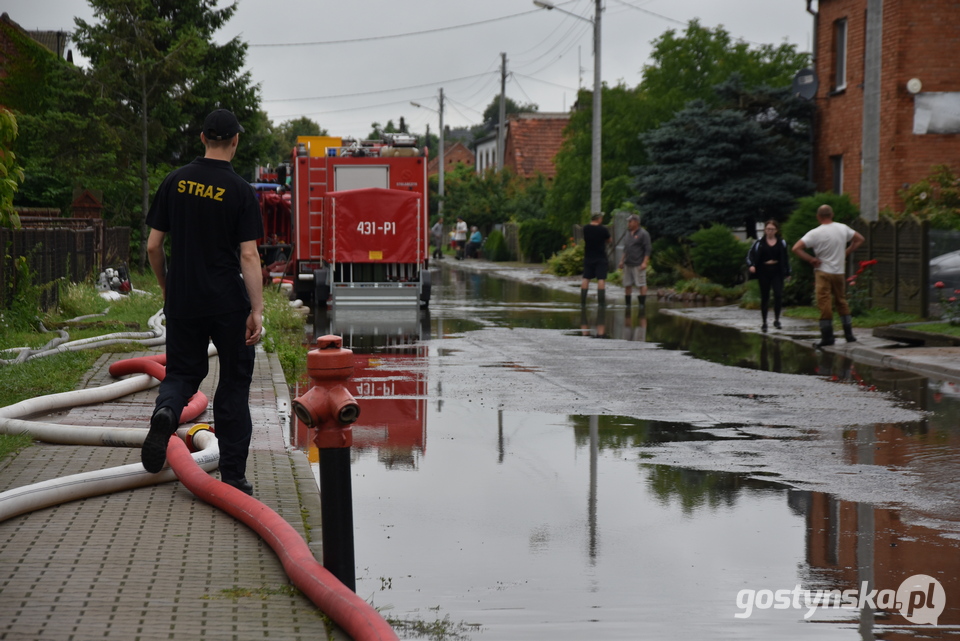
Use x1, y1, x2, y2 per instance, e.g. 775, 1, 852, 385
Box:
814, 0, 960, 213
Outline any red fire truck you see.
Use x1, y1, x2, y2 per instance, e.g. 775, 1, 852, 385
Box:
259, 133, 431, 308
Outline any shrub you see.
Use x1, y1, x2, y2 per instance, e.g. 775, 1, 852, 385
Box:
689, 224, 752, 288
650, 237, 694, 283
546, 243, 583, 276
518, 219, 565, 263
896, 164, 960, 230
483, 229, 512, 262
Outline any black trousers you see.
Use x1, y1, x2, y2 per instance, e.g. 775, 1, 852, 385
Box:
155, 308, 255, 481
757, 269, 784, 321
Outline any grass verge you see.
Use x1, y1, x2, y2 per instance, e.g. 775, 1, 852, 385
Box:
784, 306, 923, 328
0, 275, 306, 463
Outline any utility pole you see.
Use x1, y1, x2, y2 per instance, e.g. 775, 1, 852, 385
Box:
590, 0, 602, 217
438, 87, 445, 215
533, 0, 602, 215
497, 52, 507, 172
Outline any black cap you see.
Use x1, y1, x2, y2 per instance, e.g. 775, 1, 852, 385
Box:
203, 109, 244, 140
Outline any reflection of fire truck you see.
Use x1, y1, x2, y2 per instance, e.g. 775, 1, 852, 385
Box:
291, 314, 430, 470
257, 133, 431, 308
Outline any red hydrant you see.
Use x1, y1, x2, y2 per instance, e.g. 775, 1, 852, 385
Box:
292, 334, 361, 445
291, 335, 361, 591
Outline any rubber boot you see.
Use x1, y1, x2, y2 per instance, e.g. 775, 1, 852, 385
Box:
625, 295, 632, 312
598, 289, 606, 307
842, 315, 856, 343
815, 319, 835, 349
638, 294, 646, 310
580, 287, 588, 308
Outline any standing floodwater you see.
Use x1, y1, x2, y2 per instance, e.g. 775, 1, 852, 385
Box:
295, 265, 960, 639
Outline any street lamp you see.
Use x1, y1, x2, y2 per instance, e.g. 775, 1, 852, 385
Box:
534, 0, 602, 217
411, 88, 445, 215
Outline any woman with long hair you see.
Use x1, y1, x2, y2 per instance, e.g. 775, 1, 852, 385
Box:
747, 220, 791, 332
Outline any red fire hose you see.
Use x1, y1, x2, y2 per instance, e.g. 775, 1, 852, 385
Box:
166, 437, 399, 641
109, 355, 207, 423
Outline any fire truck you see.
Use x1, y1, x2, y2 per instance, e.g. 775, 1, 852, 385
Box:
257, 133, 431, 308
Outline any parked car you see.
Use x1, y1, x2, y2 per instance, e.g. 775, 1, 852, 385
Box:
930, 249, 960, 291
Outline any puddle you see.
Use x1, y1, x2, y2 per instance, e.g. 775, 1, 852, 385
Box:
287, 266, 960, 639
340, 403, 960, 639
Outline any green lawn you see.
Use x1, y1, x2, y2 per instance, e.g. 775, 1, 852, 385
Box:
0, 276, 306, 462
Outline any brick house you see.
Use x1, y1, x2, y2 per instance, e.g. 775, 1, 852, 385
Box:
427, 141, 474, 176
474, 112, 570, 179
810, 0, 960, 219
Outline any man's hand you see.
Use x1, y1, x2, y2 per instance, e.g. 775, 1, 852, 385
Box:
245, 310, 262, 346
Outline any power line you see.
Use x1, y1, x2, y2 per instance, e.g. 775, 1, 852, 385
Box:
608, 0, 687, 27
263, 71, 496, 103
510, 74, 538, 107
512, 72, 578, 92
249, 9, 542, 48
271, 97, 434, 121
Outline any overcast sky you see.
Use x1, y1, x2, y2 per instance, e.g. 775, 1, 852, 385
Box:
11, 1, 813, 141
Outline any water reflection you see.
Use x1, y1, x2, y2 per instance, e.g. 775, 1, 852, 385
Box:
796, 490, 960, 631
347, 400, 960, 639
292, 308, 430, 470
287, 267, 960, 639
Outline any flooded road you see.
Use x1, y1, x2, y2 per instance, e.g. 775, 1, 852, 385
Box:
298, 264, 960, 639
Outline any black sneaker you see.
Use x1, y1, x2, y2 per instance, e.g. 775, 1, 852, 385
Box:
222, 478, 254, 495
761, 323, 768, 333
773, 320, 782, 329
142, 406, 178, 473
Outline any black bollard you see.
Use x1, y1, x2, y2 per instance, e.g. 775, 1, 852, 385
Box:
319, 447, 356, 591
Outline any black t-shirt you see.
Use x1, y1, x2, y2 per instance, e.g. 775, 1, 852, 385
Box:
582, 223, 611, 262
147, 157, 264, 319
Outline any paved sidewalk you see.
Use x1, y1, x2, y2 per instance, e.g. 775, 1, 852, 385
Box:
446, 258, 960, 384
0, 348, 352, 641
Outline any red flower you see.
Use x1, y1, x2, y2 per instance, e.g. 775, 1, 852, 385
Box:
950, 297, 957, 303
935, 281, 945, 288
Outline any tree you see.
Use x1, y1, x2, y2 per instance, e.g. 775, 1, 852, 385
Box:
633, 100, 812, 238
480, 95, 538, 129
268, 116, 326, 164
639, 20, 808, 125
367, 118, 409, 141
548, 21, 809, 233
1, 16, 122, 218
442, 164, 511, 232
149, 1, 265, 176
75, 0, 205, 268
547, 84, 646, 231
0, 109, 25, 229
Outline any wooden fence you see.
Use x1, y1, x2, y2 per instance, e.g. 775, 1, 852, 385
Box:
851, 216, 929, 317
0, 225, 131, 311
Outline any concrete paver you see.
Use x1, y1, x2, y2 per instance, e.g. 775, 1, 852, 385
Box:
0, 348, 348, 641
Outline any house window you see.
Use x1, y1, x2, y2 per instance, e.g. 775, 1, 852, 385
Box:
830, 155, 844, 194
834, 18, 848, 91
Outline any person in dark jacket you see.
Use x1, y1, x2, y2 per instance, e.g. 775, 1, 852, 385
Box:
747, 220, 791, 333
